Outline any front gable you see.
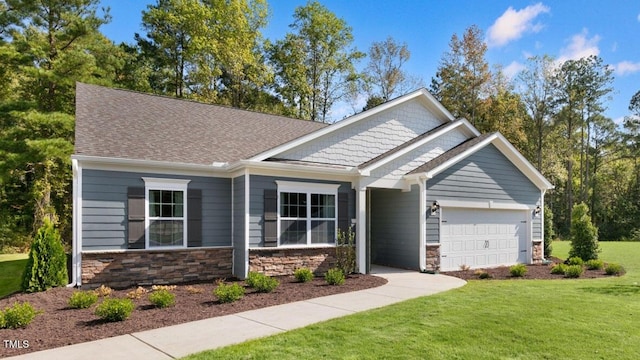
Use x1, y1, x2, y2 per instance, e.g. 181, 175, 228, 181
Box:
254, 89, 455, 167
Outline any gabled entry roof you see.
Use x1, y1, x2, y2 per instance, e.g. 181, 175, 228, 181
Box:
407, 132, 554, 191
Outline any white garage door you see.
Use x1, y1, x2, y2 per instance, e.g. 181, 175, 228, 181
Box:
440, 208, 528, 271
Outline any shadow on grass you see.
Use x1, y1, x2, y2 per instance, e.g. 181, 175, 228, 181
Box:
580, 284, 640, 296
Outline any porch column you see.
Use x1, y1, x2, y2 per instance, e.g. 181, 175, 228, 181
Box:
356, 185, 367, 274
418, 179, 427, 271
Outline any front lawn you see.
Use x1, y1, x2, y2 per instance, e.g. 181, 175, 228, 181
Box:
185, 241, 640, 360
0, 253, 28, 298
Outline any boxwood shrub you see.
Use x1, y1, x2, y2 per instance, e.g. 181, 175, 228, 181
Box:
68, 291, 99, 309
95, 298, 135, 322
294, 268, 314, 283
509, 264, 527, 277
148, 289, 176, 308
325, 268, 345, 285
214, 282, 245, 303
564, 264, 584, 278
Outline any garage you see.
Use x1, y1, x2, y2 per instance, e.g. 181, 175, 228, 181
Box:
439, 208, 528, 271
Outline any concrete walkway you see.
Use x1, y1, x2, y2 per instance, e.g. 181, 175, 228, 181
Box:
7, 267, 466, 360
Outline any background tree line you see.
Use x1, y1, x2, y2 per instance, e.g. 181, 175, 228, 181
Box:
0, 0, 638, 252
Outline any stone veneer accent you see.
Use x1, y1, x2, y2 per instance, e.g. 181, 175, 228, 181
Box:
532, 240, 543, 264
425, 244, 441, 271
249, 247, 337, 276
81, 247, 233, 289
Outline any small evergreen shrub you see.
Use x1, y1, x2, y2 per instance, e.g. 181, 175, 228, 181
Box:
68, 291, 99, 309
22, 219, 68, 293
569, 203, 600, 261
245, 272, 262, 288
148, 289, 175, 308
214, 282, 245, 303
605, 263, 623, 275
585, 259, 604, 270
245, 272, 279, 292
510, 264, 527, 277
2, 302, 41, 329
325, 268, 345, 285
294, 268, 314, 283
567, 257, 584, 266
550, 263, 567, 275
94, 285, 113, 297
564, 265, 584, 278
95, 298, 135, 322
126, 287, 148, 300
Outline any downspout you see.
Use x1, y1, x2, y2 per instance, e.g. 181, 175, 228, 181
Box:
68, 159, 82, 287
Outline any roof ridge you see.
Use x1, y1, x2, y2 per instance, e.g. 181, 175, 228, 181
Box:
76, 82, 326, 125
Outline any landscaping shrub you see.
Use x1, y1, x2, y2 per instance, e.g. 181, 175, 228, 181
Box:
95, 298, 135, 322
245, 272, 280, 293
564, 265, 584, 278
605, 263, 623, 275
336, 226, 356, 275
68, 291, 99, 309
586, 259, 604, 270
126, 287, 148, 300
294, 267, 314, 283
569, 203, 599, 261
325, 268, 345, 285
186, 286, 204, 294
2, 302, 40, 329
550, 263, 567, 275
94, 284, 113, 297
567, 256, 584, 266
22, 219, 68, 293
214, 282, 245, 303
148, 289, 175, 308
509, 264, 527, 277
474, 270, 491, 279
543, 205, 554, 257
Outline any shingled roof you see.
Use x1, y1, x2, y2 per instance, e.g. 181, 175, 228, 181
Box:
74, 83, 327, 165
407, 133, 493, 175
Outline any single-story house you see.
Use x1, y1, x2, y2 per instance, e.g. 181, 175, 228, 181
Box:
70, 83, 553, 288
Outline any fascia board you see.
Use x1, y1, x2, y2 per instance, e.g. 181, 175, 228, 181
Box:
249, 88, 454, 162
72, 155, 230, 177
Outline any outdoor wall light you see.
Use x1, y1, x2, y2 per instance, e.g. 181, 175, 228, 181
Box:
431, 201, 440, 215
534, 205, 541, 217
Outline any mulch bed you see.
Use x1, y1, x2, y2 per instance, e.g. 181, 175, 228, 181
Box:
442, 257, 623, 281
0, 274, 387, 357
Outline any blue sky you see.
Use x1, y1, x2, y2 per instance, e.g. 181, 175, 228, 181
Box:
99, 1, 640, 124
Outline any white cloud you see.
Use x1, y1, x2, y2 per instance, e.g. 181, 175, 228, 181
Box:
503, 61, 526, 79
611, 41, 618, 52
614, 61, 640, 76
556, 28, 600, 64
487, 3, 550, 47
637, 13, 640, 22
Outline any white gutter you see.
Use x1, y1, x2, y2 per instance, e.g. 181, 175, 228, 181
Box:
71, 155, 229, 174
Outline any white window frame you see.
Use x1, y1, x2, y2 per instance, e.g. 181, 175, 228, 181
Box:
276, 181, 340, 247
143, 177, 191, 249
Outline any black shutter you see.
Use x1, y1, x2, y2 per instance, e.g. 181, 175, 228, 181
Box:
338, 192, 350, 234
187, 189, 202, 247
264, 189, 278, 247
127, 187, 145, 249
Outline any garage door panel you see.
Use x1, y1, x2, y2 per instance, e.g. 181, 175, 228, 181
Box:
440, 208, 528, 271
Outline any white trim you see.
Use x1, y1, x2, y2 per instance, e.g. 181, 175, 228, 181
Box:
437, 199, 535, 210
355, 185, 367, 274
70, 159, 83, 287
276, 181, 339, 247
72, 155, 230, 177
418, 179, 427, 271
231, 177, 235, 276
143, 178, 190, 250
244, 170, 250, 278
359, 119, 479, 174
249, 88, 455, 162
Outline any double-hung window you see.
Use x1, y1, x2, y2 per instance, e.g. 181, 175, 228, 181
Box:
143, 178, 190, 249
276, 181, 339, 246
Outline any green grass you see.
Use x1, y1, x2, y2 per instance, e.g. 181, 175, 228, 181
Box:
184, 241, 640, 360
0, 253, 28, 298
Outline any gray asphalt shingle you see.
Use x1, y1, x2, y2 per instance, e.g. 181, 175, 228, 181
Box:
74, 83, 327, 165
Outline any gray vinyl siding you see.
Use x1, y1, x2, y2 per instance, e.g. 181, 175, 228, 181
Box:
82, 169, 231, 250
370, 185, 420, 269
249, 175, 354, 247
233, 176, 246, 277
425, 144, 542, 243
